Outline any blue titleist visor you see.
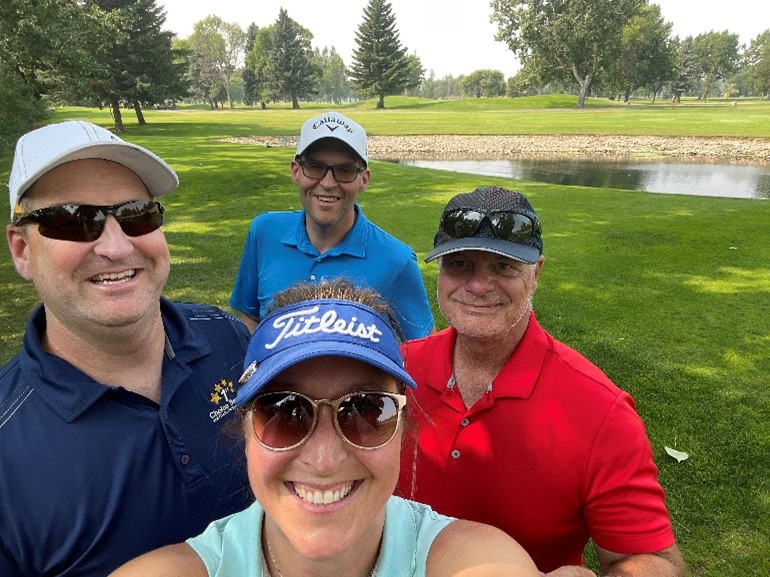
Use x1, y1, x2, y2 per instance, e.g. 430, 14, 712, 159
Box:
236, 299, 416, 407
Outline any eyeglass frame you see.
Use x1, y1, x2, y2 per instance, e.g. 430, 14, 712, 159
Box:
244, 390, 407, 452
296, 157, 366, 183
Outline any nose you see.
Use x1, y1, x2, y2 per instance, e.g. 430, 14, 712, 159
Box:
318, 166, 339, 188
464, 263, 496, 294
299, 405, 348, 471
92, 215, 134, 259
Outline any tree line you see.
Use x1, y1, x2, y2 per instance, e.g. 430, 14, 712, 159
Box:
2, 0, 769, 155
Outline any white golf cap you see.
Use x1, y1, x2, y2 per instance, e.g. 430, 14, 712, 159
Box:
9, 120, 178, 219
295, 111, 368, 166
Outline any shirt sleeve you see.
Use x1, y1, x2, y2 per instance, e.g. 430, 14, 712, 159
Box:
229, 218, 262, 319
390, 253, 434, 340
583, 392, 677, 553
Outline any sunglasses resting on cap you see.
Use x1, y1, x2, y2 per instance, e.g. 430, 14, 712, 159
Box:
440, 208, 540, 242
12, 199, 164, 242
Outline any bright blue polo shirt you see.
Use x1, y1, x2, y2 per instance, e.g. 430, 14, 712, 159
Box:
229, 205, 434, 340
0, 299, 251, 577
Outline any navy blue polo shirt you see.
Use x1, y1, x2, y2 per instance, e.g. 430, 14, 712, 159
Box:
0, 298, 252, 576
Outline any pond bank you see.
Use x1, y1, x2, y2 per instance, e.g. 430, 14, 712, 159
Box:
222, 135, 770, 163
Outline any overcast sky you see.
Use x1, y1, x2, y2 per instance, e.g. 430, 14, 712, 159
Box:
159, 0, 767, 78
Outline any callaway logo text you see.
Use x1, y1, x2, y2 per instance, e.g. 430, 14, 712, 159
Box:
313, 116, 354, 134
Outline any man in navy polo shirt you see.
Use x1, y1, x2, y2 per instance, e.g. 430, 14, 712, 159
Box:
229, 111, 434, 339
1, 121, 250, 576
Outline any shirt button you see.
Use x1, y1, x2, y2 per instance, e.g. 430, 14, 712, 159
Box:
451, 449, 461, 459
309, 275, 316, 281
180, 454, 190, 465
460, 418, 470, 427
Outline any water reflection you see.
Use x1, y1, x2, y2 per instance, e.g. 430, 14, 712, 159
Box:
396, 158, 770, 200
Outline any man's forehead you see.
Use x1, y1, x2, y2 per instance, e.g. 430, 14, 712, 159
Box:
304, 139, 361, 162
25, 159, 149, 203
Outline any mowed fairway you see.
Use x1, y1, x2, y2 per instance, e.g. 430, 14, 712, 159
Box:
1, 96, 768, 576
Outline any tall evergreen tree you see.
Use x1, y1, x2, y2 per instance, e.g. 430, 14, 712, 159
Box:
350, 0, 410, 109
264, 8, 318, 108
85, 0, 181, 132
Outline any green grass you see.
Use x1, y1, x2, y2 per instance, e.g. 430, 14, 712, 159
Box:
1, 97, 769, 576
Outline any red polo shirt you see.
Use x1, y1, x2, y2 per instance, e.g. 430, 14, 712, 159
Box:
397, 313, 676, 572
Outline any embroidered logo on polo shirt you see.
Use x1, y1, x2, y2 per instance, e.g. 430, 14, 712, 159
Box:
208, 378, 237, 423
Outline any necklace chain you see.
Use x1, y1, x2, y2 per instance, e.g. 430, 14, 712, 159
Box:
263, 533, 377, 577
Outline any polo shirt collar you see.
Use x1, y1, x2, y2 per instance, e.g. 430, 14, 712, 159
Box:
19, 297, 212, 422
493, 311, 549, 399
281, 204, 368, 258
436, 311, 548, 400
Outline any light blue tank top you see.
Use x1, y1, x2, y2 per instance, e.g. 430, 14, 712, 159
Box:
187, 496, 455, 576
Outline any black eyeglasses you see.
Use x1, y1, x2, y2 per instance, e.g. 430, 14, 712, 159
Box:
13, 199, 165, 242
441, 208, 540, 242
297, 159, 364, 183
246, 390, 406, 451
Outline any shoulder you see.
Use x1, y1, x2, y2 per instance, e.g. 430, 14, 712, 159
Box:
162, 300, 250, 357
531, 320, 625, 400
167, 301, 248, 333
428, 520, 540, 577
108, 543, 205, 577
251, 210, 301, 228
404, 328, 454, 355
357, 212, 417, 257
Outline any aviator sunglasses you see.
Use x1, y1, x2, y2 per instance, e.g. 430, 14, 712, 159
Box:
441, 208, 541, 242
13, 199, 165, 242
246, 390, 407, 451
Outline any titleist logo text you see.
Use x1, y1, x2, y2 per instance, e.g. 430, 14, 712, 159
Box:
265, 306, 382, 349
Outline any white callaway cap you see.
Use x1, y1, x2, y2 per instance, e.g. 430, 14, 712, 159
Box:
8, 120, 178, 219
295, 111, 368, 166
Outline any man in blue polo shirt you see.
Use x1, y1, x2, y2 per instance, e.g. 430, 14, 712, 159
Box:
229, 111, 434, 339
1, 121, 250, 576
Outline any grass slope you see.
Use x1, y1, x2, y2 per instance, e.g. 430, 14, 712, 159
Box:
0, 98, 768, 576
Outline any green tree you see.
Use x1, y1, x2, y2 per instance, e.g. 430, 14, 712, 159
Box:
669, 36, 698, 102
245, 27, 274, 108
188, 15, 246, 109
743, 30, 770, 98
460, 69, 506, 98
691, 30, 740, 100
316, 47, 350, 104
0, 0, 113, 149
242, 23, 260, 106
607, 3, 676, 102
262, 8, 319, 108
491, 0, 645, 107
402, 52, 426, 96
350, 0, 411, 108
83, 0, 182, 132
421, 71, 460, 99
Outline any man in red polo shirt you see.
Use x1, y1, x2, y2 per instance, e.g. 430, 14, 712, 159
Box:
397, 186, 685, 577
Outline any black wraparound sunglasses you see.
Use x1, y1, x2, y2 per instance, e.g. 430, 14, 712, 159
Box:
440, 208, 540, 242
13, 199, 164, 242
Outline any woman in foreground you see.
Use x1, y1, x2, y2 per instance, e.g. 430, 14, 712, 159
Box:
111, 279, 539, 577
